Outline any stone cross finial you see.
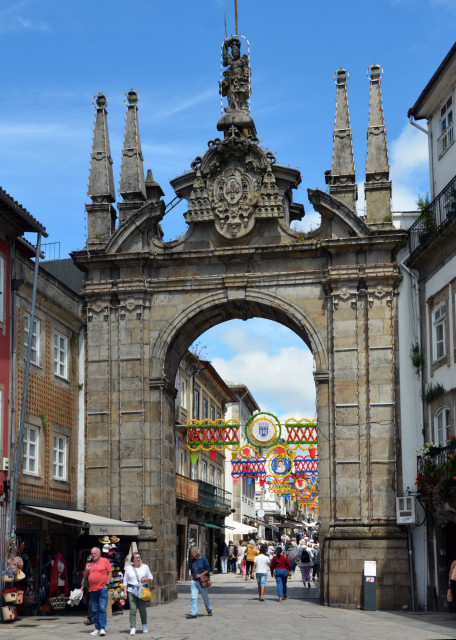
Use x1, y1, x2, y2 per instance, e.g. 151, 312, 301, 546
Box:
325, 68, 357, 212
365, 64, 392, 225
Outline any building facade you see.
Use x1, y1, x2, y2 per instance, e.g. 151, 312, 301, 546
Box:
403, 41, 456, 611
175, 353, 233, 579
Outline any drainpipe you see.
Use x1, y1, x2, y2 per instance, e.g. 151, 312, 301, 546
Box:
9, 232, 42, 538
409, 115, 435, 199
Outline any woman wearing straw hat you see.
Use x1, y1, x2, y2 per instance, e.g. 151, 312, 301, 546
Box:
123, 551, 153, 635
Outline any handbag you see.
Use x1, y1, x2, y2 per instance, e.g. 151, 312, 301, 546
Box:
133, 566, 151, 601
141, 586, 152, 602
448, 587, 453, 603
194, 561, 212, 588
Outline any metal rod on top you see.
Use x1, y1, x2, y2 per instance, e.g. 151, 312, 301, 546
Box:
234, 0, 238, 34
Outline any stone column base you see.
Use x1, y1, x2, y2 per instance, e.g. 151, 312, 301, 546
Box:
137, 525, 178, 605
322, 525, 409, 608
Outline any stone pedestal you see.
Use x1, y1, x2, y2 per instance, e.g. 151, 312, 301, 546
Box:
322, 525, 409, 608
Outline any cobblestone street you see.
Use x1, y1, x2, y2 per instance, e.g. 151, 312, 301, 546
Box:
2, 573, 456, 640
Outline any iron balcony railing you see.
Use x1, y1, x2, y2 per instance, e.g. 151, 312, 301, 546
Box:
417, 443, 456, 485
197, 480, 232, 511
409, 174, 456, 253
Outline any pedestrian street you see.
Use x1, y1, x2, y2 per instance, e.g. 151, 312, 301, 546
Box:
2, 572, 456, 640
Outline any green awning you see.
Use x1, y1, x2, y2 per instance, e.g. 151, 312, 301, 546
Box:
189, 519, 223, 529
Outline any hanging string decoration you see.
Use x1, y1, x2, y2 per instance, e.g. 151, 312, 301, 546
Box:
284, 418, 318, 449
231, 446, 266, 479
294, 454, 319, 477
186, 419, 240, 451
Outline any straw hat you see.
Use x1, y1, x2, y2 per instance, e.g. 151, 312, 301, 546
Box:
98, 536, 111, 544
110, 536, 120, 543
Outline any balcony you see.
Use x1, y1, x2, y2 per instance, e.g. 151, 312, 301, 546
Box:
176, 473, 198, 503
198, 480, 232, 512
417, 442, 456, 505
409, 175, 456, 253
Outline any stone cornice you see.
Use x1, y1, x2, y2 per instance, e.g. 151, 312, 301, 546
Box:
72, 231, 407, 271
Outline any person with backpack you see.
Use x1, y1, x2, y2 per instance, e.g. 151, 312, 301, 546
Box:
297, 540, 314, 588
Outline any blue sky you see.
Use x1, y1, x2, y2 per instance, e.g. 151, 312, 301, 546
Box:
1, 0, 454, 418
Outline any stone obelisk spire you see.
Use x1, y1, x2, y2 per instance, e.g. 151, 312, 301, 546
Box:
86, 93, 117, 248
118, 89, 146, 224
325, 68, 357, 212
364, 64, 392, 225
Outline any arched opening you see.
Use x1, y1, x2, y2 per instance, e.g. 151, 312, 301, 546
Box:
161, 295, 325, 595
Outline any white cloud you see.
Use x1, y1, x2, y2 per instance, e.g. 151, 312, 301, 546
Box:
390, 123, 429, 210
211, 345, 316, 421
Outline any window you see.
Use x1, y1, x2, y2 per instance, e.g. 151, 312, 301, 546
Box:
216, 412, 221, 422
439, 95, 454, 155
53, 435, 68, 480
191, 460, 198, 481
210, 406, 215, 421
0, 256, 5, 324
179, 450, 186, 475
434, 408, 451, 444
209, 465, 215, 485
24, 315, 40, 365
203, 398, 208, 420
180, 378, 187, 409
23, 426, 39, 474
193, 387, 200, 419
432, 303, 446, 361
201, 460, 207, 482
54, 333, 68, 378
216, 469, 222, 488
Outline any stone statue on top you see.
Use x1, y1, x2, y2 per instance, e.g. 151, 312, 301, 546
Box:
220, 37, 251, 113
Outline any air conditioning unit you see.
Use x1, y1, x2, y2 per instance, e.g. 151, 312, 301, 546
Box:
396, 496, 416, 524
1, 458, 9, 472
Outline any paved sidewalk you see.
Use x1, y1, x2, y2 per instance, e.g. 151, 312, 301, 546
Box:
2, 572, 456, 639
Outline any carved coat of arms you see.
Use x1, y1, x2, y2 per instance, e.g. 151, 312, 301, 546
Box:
213, 167, 256, 238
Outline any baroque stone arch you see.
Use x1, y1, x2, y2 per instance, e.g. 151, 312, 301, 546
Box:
74, 39, 409, 609
150, 288, 328, 385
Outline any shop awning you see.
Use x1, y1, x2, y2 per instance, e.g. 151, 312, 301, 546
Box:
189, 520, 223, 529
264, 522, 279, 533
276, 519, 305, 529
20, 505, 139, 536
221, 520, 257, 535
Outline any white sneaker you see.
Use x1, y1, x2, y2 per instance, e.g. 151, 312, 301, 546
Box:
99, 631, 106, 637
142, 625, 148, 633
90, 632, 99, 637
130, 630, 136, 636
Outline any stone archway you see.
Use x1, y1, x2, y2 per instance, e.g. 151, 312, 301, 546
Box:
73, 49, 410, 607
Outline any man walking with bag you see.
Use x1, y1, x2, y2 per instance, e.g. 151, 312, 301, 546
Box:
186, 546, 213, 619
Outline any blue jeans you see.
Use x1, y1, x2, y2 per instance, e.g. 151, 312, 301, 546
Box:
190, 579, 212, 616
274, 569, 288, 598
90, 587, 108, 630
220, 557, 228, 573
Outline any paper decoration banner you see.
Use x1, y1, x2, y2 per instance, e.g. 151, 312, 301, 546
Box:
187, 419, 240, 451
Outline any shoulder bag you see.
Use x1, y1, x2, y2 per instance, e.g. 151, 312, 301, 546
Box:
194, 561, 212, 588
133, 566, 152, 602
